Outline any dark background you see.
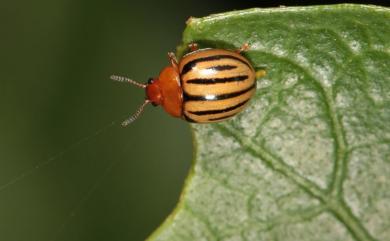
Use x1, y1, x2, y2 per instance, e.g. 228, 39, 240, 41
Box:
0, 1, 386, 241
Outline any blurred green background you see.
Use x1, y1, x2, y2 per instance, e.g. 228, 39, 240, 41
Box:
0, 1, 384, 241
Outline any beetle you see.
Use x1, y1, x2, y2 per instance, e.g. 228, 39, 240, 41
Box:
111, 43, 258, 126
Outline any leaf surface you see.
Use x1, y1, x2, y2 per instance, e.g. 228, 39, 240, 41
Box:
149, 5, 390, 241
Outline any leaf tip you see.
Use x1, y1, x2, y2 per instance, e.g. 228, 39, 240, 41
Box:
185, 16, 197, 26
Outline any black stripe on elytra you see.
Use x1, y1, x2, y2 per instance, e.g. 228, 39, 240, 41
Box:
181, 54, 251, 75
183, 114, 197, 123
207, 65, 237, 71
183, 83, 255, 101
188, 99, 249, 116
208, 113, 238, 121
187, 75, 248, 84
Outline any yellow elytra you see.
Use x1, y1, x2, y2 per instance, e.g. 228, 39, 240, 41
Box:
179, 48, 256, 123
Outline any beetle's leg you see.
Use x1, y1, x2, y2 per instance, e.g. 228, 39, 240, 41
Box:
188, 42, 199, 52
167, 52, 179, 69
236, 43, 250, 53
256, 69, 267, 79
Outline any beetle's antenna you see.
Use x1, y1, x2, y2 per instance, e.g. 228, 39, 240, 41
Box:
121, 99, 150, 127
110, 74, 147, 88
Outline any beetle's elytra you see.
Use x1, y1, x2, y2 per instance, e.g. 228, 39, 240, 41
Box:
111, 43, 257, 126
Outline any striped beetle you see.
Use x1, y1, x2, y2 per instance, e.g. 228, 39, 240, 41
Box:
111, 43, 257, 126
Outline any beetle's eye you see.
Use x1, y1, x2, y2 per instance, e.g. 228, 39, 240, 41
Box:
151, 102, 158, 107
147, 78, 154, 84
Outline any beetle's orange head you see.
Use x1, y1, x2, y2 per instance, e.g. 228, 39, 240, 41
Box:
145, 78, 163, 106
110, 65, 182, 127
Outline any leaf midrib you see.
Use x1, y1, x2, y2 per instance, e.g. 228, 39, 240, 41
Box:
215, 122, 375, 241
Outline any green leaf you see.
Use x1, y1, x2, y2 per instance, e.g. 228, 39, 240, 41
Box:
148, 4, 390, 241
